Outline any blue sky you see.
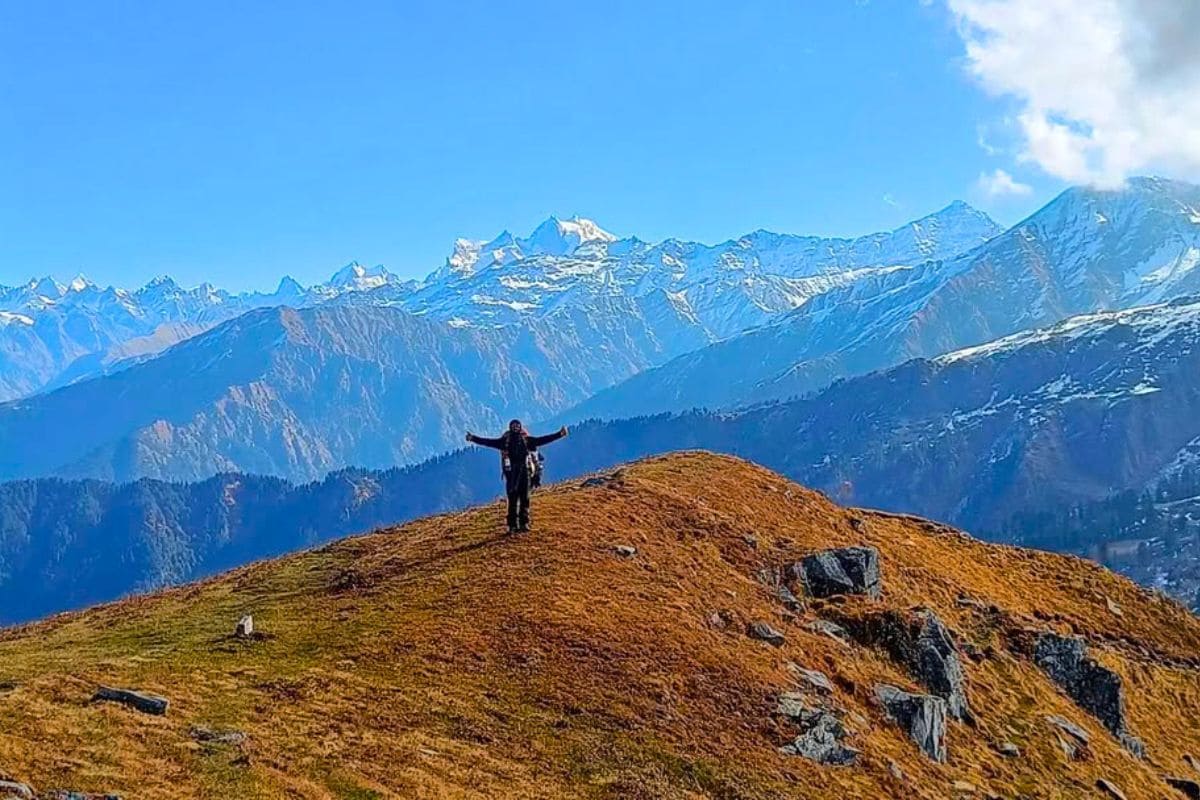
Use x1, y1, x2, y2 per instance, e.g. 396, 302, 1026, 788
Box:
1, 1, 1068, 291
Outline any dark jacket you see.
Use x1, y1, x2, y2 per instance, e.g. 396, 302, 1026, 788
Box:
469, 429, 565, 491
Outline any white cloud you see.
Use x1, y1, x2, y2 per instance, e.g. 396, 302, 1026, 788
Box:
947, 0, 1200, 187
976, 168, 1032, 197
882, 193, 900, 208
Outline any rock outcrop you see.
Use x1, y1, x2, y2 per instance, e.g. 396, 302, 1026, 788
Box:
747, 621, 785, 647
776, 694, 859, 765
0, 780, 33, 799
839, 609, 972, 722
1034, 633, 1143, 756
789, 547, 881, 599
874, 684, 947, 762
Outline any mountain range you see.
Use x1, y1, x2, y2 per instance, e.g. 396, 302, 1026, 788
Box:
566, 177, 1200, 421
0, 203, 1000, 479
9, 179, 1198, 486
0, 206, 998, 407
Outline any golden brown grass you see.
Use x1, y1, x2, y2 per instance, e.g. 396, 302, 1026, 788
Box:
1, 452, 1199, 798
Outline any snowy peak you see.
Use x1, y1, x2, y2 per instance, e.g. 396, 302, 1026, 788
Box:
436, 217, 616, 277
893, 201, 1001, 260
919, 200, 998, 231
29, 276, 66, 300
517, 215, 617, 257
327, 262, 398, 291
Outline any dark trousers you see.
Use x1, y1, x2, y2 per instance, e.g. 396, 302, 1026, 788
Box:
506, 475, 530, 529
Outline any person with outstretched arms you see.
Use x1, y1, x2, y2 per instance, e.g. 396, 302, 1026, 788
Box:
466, 419, 569, 534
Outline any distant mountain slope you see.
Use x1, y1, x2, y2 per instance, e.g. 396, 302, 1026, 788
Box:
0, 205, 998, 403
739, 295, 1200, 529
0, 301, 702, 482
568, 177, 1200, 421
4, 453, 1200, 800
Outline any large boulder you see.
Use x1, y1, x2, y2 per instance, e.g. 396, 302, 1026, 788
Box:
789, 547, 881, 599
1034, 633, 1143, 756
875, 684, 947, 762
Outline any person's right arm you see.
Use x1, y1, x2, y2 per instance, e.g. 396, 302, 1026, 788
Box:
466, 432, 506, 449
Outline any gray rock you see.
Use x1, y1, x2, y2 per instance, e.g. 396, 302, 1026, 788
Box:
776, 697, 858, 765
42, 793, 123, 800
776, 584, 803, 611
0, 780, 33, 799
1167, 777, 1200, 799
808, 619, 851, 646
1095, 779, 1127, 800
776, 691, 810, 719
235, 615, 253, 638
913, 611, 972, 722
613, 545, 637, 558
190, 725, 248, 746
875, 684, 947, 762
1034, 633, 1142, 756
786, 663, 835, 694
91, 686, 168, 716
839, 609, 971, 722
999, 741, 1020, 758
1045, 714, 1090, 745
747, 621, 785, 647
790, 546, 881, 599
582, 471, 623, 489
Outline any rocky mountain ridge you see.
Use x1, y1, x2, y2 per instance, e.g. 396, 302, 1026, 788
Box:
567, 177, 1200, 422
0, 204, 1000, 403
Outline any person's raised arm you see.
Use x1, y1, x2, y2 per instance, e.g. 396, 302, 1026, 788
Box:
527, 426, 569, 448
466, 431, 507, 449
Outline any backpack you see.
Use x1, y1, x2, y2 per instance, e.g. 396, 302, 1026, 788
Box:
498, 431, 544, 487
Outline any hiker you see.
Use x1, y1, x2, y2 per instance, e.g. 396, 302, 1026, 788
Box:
465, 420, 569, 533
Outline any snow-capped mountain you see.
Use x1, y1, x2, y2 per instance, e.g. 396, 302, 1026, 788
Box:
379, 203, 1000, 340
565, 177, 1200, 422
0, 204, 1000, 403
0, 274, 308, 401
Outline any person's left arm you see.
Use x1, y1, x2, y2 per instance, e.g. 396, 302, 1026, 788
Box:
527, 426, 569, 448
